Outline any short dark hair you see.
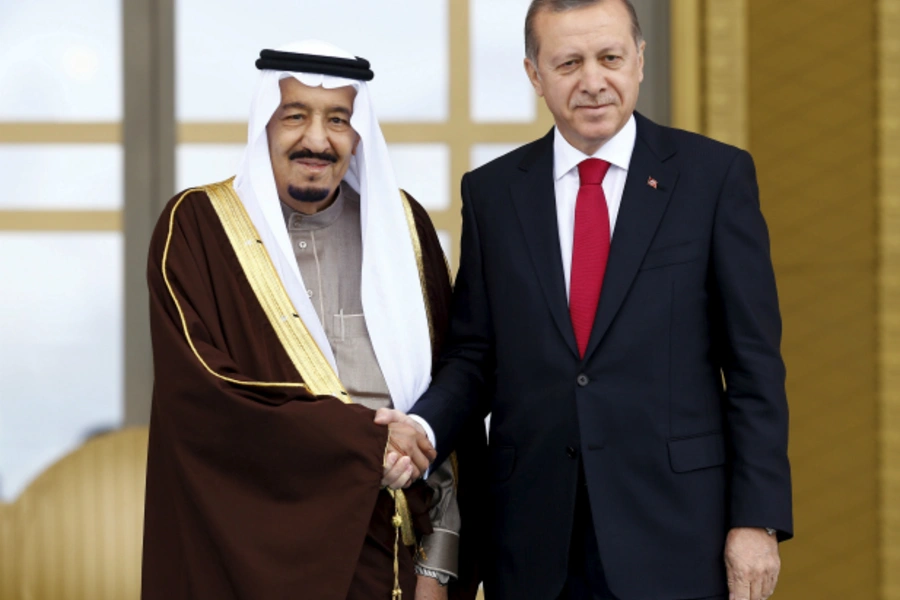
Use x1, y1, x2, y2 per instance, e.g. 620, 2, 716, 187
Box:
524, 0, 643, 63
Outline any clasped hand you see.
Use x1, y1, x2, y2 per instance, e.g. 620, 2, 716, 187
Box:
374, 408, 436, 489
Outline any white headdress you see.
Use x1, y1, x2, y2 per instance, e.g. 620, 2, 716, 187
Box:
233, 40, 431, 413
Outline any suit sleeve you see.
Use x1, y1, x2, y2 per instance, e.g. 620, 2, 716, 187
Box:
410, 173, 494, 464
711, 150, 793, 540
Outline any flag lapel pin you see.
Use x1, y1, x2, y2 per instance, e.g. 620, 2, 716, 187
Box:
647, 177, 658, 189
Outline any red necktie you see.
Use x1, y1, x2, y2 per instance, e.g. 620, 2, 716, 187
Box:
570, 158, 611, 357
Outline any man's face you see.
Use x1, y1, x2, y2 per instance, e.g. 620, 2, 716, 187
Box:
524, 0, 644, 155
266, 77, 360, 214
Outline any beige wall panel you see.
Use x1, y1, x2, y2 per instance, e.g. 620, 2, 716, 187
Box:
747, 0, 879, 598
749, 1, 877, 268
777, 268, 877, 507
705, 0, 747, 148
0, 123, 120, 144
670, 0, 702, 133
0, 211, 121, 232
880, 0, 900, 596
0, 503, 18, 600
15, 429, 148, 600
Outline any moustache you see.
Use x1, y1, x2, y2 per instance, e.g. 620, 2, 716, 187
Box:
289, 149, 338, 163
576, 94, 618, 107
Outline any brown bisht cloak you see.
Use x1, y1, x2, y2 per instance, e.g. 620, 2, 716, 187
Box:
141, 184, 486, 600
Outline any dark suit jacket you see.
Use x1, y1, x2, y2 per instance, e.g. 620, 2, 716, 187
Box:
411, 113, 793, 600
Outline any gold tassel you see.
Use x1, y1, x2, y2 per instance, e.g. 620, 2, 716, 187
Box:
392, 506, 403, 598
390, 489, 416, 546
387, 489, 416, 598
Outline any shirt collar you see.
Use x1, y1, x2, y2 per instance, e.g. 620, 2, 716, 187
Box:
553, 114, 637, 181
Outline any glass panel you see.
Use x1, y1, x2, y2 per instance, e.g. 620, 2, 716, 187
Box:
388, 144, 450, 212
471, 143, 520, 170
470, 0, 534, 123
0, 0, 121, 120
0, 145, 122, 210
176, 144, 245, 193
177, 0, 448, 122
0, 233, 123, 501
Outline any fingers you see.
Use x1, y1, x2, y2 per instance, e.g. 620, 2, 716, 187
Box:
384, 450, 399, 470
750, 578, 763, 600
374, 407, 408, 426
729, 562, 778, 600
403, 442, 431, 476
381, 454, 414, 489
762, 571, 779, 599
728, 575, 750, 600
726, 553, 750, 600
416, 430, 437, 461
394, 464, 415, 489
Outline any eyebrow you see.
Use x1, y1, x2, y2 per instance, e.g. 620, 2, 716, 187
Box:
551, 44, 628, 63
280, 101, 352, 117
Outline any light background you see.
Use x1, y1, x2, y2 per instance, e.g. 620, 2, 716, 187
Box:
1, 1, 899, 598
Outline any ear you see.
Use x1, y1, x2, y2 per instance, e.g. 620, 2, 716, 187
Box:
351, 131, 361, 156
637, 40, 646, 83
524, 57, 544, 97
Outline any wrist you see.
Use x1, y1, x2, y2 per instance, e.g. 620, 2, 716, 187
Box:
415, 565, 450, 586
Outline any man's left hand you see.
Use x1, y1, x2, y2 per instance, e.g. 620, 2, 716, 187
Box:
415, 575, 447, 600
724, 527, 780, 600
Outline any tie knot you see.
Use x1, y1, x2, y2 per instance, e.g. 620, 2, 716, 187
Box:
577, 158, 610, 185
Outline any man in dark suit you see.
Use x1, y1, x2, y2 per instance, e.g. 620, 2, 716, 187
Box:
377, 1, 792, 599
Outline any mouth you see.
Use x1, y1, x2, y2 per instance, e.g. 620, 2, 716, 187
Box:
576, 103, 613, 113
293, 159, 333, 173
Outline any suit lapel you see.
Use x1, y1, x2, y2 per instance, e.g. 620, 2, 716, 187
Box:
583, 116, 679, 360
510, 130, 580, 358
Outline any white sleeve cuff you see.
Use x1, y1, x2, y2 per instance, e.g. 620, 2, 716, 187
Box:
408, 414, 437, 479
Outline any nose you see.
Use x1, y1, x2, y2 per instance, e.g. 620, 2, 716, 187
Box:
580, 60, 607, 96
301, 115, 330, 152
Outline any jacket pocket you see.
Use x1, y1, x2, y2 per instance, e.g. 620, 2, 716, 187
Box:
490, 445, 516, 482
668, 432, 725, 473
640, 240, 702, 270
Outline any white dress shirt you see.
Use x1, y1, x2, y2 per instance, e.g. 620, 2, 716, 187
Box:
554, 115, 637, 301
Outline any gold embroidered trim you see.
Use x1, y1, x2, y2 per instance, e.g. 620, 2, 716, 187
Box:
162, 187, 308, 390
202, 178, 350, 402
400, 190, 435, 349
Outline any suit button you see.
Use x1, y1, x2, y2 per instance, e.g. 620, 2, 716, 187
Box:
566, 446, 578, 459
576, 374, 589, 387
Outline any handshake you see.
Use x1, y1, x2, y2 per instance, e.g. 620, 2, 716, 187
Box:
374, 407, 436, 490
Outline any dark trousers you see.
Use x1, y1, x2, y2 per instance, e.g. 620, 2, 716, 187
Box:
558, 465, 616, 600
558, 466, 727, 600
